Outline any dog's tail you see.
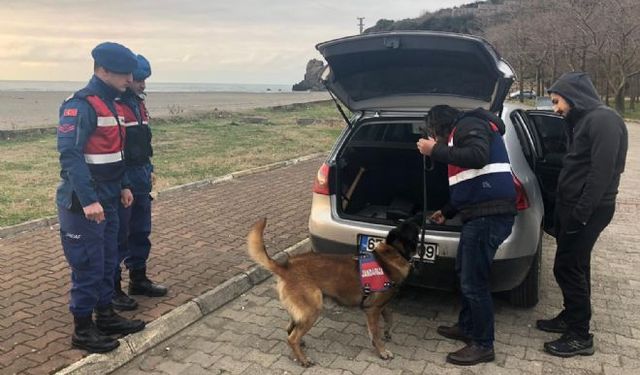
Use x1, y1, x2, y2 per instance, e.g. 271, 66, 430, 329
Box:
247, 218, 286, 277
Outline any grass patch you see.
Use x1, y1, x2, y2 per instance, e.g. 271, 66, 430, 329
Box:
0, 101, 345, 228
622, 102, 640, 121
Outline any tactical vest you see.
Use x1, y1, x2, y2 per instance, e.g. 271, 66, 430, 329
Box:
121, 99, 153, 165
122, 99, 149, 126
83, 95, 126, 181
447, 122, 516, 210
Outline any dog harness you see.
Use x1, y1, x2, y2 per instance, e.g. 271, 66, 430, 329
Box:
358, 237, 392, 308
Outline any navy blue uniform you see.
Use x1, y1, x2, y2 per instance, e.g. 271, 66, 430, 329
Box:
57, 76, 128, 318
118, 90, 154, 271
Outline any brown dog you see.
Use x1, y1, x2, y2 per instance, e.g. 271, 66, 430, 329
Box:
247, 218, 419, 367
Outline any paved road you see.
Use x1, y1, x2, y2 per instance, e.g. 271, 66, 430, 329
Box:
111, 125, 640, 374
1, 124, 638, 375
0, 158, 319, 374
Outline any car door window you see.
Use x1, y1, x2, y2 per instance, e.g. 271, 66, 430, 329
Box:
509, 111, 537, 169
526, 112, 567, 166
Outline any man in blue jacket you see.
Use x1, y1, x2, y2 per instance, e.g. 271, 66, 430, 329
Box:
112, 54, 168, 312
536, 72, 628, 357
57, 42, 146, 353
417, 105, 516, 365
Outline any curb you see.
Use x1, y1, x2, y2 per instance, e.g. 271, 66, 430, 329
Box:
56, 238, 311, 375
0, 152, 325, 239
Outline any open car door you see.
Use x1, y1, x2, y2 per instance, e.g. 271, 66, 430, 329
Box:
521, 110, 568, 235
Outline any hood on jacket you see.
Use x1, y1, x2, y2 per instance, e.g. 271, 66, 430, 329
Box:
458, 107, 507, 135
548, 72, 602, 113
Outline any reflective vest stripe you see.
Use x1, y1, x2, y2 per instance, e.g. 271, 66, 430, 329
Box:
123, 121, 139, 127
84, 152, 122, 164
96, 116, 123, 127
449, 162, 511, 186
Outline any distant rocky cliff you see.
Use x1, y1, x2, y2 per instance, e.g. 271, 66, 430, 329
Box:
292, 59, 326, 91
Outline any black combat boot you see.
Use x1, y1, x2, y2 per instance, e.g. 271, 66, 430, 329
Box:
71, 315, 120, 353
95, 305, 146, 335
129, 267, 168, 297
112, 270, 138, 311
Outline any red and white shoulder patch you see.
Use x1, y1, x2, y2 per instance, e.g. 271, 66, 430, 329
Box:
63, 108, 78, 117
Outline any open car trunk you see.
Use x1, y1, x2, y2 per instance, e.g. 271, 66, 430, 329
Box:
335, 118, 463, 230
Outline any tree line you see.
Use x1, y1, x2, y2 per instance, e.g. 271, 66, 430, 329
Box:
367, 0, 640, 113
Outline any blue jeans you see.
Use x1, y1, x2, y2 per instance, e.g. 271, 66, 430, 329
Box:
456, 214, 514, 348
117, 193, 152, 272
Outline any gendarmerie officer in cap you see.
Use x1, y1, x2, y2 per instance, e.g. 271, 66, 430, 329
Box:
56, 42, 146, 353
112, 54, 168, 312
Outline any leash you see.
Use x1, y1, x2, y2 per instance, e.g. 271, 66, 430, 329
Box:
416, 115, 434, 265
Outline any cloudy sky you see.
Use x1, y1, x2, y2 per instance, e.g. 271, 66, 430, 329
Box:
1, 0, 470, 85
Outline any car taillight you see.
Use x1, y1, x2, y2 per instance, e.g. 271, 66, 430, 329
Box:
313, 163, 330, 195
513, 174, 530, 210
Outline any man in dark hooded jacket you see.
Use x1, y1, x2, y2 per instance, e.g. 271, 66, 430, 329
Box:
536, 72, 628, 357
418, 105, 517, 365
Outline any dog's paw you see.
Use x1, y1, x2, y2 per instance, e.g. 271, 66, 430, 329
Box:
379, 349, 394, 360
296, 358, 315, 367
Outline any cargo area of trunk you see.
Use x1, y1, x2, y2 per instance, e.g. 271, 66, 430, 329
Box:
335, 119, 462, 229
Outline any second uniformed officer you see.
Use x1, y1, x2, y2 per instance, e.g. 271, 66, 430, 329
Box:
57, 42, 146, 353
112, 54, 168, 312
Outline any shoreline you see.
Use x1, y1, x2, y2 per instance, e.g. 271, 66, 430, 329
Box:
0, 90, 330, 131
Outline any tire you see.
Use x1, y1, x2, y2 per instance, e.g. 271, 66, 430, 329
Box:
509, 232, 542, 308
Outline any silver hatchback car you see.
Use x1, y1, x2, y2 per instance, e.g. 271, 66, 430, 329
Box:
308, 31, 567, 307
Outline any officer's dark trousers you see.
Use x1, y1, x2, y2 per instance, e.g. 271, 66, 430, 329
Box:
456, 214, 514, 349
553, 203, 615, 338
117, 193, 152, 271
59, 198, 119, 317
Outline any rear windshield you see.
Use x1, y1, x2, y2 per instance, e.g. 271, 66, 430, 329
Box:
350, 121, 423, 145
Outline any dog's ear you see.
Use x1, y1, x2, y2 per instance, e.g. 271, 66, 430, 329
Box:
386, 227, 400, 245
386, 221, 419, 246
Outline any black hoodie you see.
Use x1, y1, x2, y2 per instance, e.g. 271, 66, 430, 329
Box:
548, 72, 628, 224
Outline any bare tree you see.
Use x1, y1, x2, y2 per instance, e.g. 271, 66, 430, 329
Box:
484, 0, 539, 102
555, 0, 640, 112
483, 0, 640, 113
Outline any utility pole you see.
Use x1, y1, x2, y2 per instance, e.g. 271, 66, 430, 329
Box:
357, 17, 365, 34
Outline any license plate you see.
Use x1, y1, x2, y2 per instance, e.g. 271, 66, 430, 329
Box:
358, 234, 384, 252
413, 242, 438, 263
359, 234, 438, 262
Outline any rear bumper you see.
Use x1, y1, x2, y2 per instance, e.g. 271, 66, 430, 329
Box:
310, 234, 534, 292
407, 255, 534, 292
309, 193, 541, 261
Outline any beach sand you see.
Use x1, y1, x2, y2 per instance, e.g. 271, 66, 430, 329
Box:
0, 91, 331, 130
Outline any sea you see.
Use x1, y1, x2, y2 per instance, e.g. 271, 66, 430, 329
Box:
0, 80, 293, 93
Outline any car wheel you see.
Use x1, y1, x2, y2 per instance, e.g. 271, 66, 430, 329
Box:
509, 231, 542, 308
